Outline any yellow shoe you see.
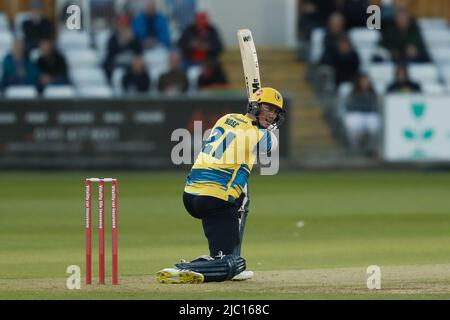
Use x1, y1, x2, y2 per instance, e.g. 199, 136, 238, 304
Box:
156, 268, 204, 284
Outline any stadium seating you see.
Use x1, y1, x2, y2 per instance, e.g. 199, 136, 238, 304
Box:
4, 85, 38, 99
111, 68, 126, 96
187, 65, 202, 93
70, 68, 107, 87
418, 18, 449, 31
58, 30, 91, 51
94, 29, 111, 63
43, 85, 77, 98
407, 63, 440, 83
309, 28, 325, 64
349, 28, 381, 49
368, 63, 395, 85
0, 12, 9, 30
77, 85, 113, 98
14, 12, 31, 39
0, 31, 14, 52
65, 49, 99, 68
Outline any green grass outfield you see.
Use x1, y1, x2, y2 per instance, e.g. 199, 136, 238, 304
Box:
0, 170, 449, 299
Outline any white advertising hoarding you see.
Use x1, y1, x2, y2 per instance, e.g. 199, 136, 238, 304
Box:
384, 95, 450, 162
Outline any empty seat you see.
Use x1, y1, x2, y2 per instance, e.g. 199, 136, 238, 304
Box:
4, 85, 38, 99
95, 30, 111, 62
111, 67, 125, 96
78, 86, 113, 98
418, 18, 449, 30
43, 85, 76, 98
71, 68, 107, 86
0, 31, 13, 51
349, 28, 381, 48
421, 82, 446, 94
143, 46, 169, 69
429, 47, 450, 65
149, 65, 169, 92
309, 28, 325, 64
368, 63, 395, 83
0, 12, 9, 30
58, 31, 91, 50
66, 49, 99, 67
422, 29, 450, 45
187, 65, 201, 92
407, 63, 439, 82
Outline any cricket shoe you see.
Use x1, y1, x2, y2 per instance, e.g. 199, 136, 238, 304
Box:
231, 270, 254, 281
156, 268, 204, 284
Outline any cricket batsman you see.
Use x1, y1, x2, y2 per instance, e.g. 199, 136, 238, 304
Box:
157, 87, 286, 284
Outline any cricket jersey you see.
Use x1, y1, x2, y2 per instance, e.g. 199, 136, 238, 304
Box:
184, 113, 272, 203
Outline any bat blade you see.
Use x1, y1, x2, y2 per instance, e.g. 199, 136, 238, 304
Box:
237, 29, 261, 101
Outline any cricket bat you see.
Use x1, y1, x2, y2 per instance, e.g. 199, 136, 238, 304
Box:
237, 29, 261, 101
233, 29, 259, 256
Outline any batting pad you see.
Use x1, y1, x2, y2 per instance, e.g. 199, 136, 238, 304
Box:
175, 255, 246, 282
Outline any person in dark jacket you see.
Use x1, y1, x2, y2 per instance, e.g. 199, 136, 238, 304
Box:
122, 55, 151, 94
198, 59, 228, 90
322, 36, 360, 87
36, 40, 69, 91
158, 51, 189, 95
1, 40, 39, 89
103, 15, 142, 81
178, 12, 224, 68
132, 0, 171, 49
22, 0, 54, 54
387, 64, 422, 93
380, 9, 429, 63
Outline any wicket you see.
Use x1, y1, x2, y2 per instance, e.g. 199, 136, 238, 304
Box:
85, 178, 119, 285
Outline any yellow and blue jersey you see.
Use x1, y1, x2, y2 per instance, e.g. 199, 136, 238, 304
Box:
184, 113, 272, 203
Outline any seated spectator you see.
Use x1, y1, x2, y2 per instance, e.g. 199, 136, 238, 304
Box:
158, 51, 188, 95
198, 59, 228, 90
36, 40, 69, 91
122, 55, 150, 94
103, 15, 142, 81
321, 36, 360, 87
298, 0, 334, 42
178, 12, 224, 68
132, 0, 171, 49
387, 64, 421, 93
380, 8, 429, 64
343, 73, 380, 154
321, 12, 347, 61
22, 0, 54, 54
1, 41, 39, 89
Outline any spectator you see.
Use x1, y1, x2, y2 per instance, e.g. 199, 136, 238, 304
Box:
322, 36, 360, 87
337, 0, 369, 30
103, 15, 142, 81
198, 59, 228, 90
122, 55, 151, 94
380, 9, 429, 64
343, 73, 380, 154
158, 51, 189, 95
22, 0, 54, 54
132, 0, 171, 49
36, 40, 69, 91
387, 64, 421, 93
321, 12, 347, 60
298, 0, 335, 42
1, 41, 39, 89
178, 12, 224, 68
